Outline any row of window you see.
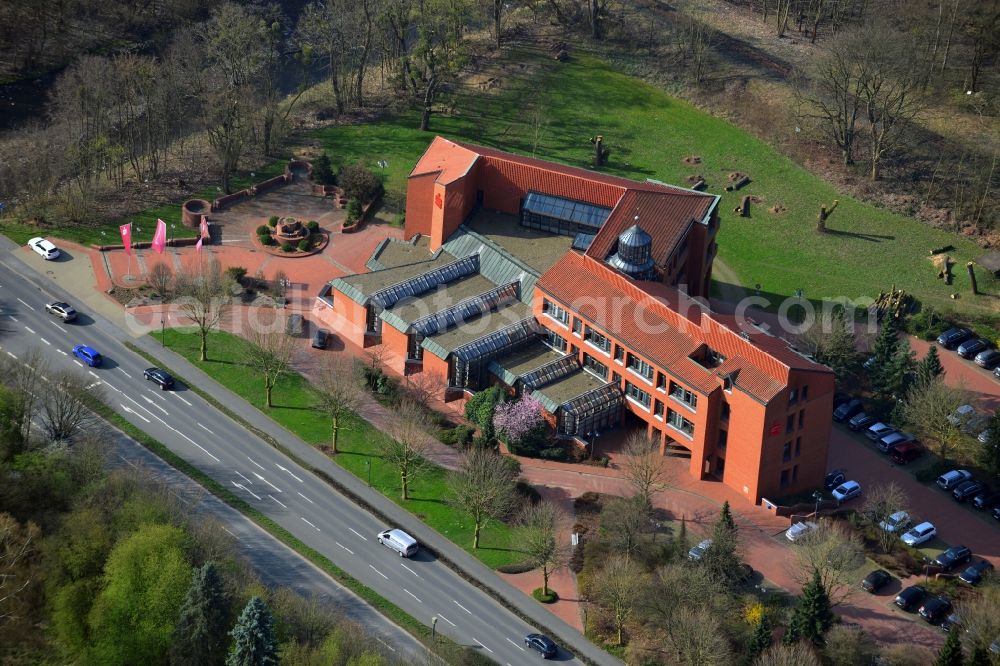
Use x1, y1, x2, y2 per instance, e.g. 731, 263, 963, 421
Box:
785, 409, 806, 435
782, 436, 803, 463
788, 385, 810, 406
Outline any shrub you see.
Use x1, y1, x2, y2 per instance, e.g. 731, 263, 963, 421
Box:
515, 480, 540, 504
297, 238, 310, 252
904, 305, 949, 341
268, 215, 279, 227
532, 588, 558, 603
225, 266, 248, 283
312, 153, 335, 185
256, 224, 270, 235
465, 385, 506, 441
915, 458, 953, 484
393, 212, 405, 228
339, 162, 384, 203
539, 445, 569, 461
496, 560, 536, 574
280, 242, 294, 253
306, 220, 319, 231
346, 198, 362, 222
259, 234, 275, 246
494, 396, 544, 445
439, 424, 474, 447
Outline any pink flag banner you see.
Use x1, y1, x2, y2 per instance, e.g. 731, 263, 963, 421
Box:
119, 223, 132, 256
152, 218, 167, 254
200, 215, 210, 239
195, 237, 203, 254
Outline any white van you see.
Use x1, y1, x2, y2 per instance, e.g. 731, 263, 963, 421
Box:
377, 528, 418, 557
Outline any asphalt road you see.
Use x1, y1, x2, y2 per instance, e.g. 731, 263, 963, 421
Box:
0, 246, 598, 666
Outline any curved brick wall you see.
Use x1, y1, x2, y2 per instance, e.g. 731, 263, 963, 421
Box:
182, 199, 212, 228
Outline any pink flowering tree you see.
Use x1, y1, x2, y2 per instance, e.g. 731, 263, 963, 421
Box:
493, 395, 544, 447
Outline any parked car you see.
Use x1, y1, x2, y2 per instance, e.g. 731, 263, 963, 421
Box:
973, 490, 1000, 510
311, 328, 329, 349
865, 422, 895, 441
993, 506, 1000, 521
890, 443, 923, 465
28, 237, 60, 260
824, 469, 847, 491
979, 429, 993, 444
934, 545, 973, 571
786, 521, 818, 542
901, 522, 937, 547
862, 569, 892, 593
941, 613, 963, 633
937, 469, 973, 490
687, 539, 712, 562
878, 431, 915, 454
849, 412, 876, 431
961, 415, 990, 436
895, 585, 928, 611
879, 511, 911, 533
833, 399, 864, 423
832, 480, 862, 503
285, 313, 304, 336
44, 301, 76, 322
524, 634, 558, 659
958, 338, 990, 359
959, 560, 994, 586
143, 367, 175, 390
953, 480, 985, 502
976, 349, 1000, 368
995, 365, 1000, 380
919, 596, 953, 624
832, 392, 850, 409
938, 328, 973, 349
72, 345, 102, 367
947, 404, 976, 426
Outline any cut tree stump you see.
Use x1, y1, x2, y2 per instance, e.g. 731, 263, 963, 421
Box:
725, 175, 751, 192
735, 196, 750, 217
692, 178, 706, 191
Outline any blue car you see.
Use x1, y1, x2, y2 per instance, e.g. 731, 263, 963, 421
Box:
937, 328, 973, 349
72, 345, 103, 367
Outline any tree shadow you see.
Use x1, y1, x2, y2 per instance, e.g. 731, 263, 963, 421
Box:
823, 228, 895, 242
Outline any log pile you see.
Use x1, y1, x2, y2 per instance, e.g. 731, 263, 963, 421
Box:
869, 286, 917, 321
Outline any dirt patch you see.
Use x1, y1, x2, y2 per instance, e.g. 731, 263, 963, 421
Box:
749, 195, 764, 204
769, 204, 787, 215
683, 155, 702, 165
728, 171, 745, 182
685, 174, 704, 184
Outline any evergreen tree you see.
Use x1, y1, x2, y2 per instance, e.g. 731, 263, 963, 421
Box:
886, 337, 916, 397
784, 568, 833, 646
967, 645, 989, 666
869, 318, 901, 399
933, 627, 964, 666
915, 344, 945, 386
977, 408, 1000, 478
704, 501, 741, 585
227, 597, 278, 666
814, 307, 858, 383
747, 614, 772, 662
171, 562, 229, 666
718, 501, 736, 532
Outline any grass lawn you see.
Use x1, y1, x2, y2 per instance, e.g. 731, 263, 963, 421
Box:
312, 46, 998, 316
159, 328, 521, 569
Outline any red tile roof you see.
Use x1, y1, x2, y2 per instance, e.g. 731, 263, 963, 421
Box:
409, 138, 479, 185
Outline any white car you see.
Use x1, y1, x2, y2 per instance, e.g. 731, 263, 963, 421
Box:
832, 480, 862, 503
879, 510, 911, 533
687, 539, 712, 561
901, 522, 937, 547
786, 521, 818, 542
28, 237, 60, 260
947, 404, 975, 426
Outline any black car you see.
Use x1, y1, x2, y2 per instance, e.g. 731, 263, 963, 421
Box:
938, 327, 973, 349
862, 569, 892, 593
143, 367, 175, 390
953, 480, 985, 502
973, 490, 1000, 510
935, 545, 973, 571
975, 349, 1000, 368
824, 469, 847, 491
45, 301, 77, 322
895, 585, 927, 611
919, 596, 953, 624
958, 338, 990, 359
311, 328, 329, 349
833, 399, 864, 423
524, 633, 557, 658
848, 412, 877, 431
959, 560, 994, 586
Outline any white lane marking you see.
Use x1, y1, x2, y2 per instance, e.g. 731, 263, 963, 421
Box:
232, 481, 261, 501
147, 388, 167, 401
173, 428, 221, 463
269, 494, 287, 509
85, 382, 101, 390
121, 404, 151, 423
73, 360, 83, 367
403, 588, 422, 603
57, 349, 67, 356
247, 456, 265, 470
437, 613, 456, 627
49, 320, 67, 333
252, 472, 281, 493
300, 516, 321, 531
16, 298, 33, 310
117, 454, 139, 469
5, 351, 15, 359
7, 315, 16, 322
336, 541, 355, 555
473, 639, 494, 654
296, 491, 314, 504
375, 638, 397, 653
174, 394, 192, 406
400, 563, 421, 579
88, 370, 99, 379
453, 599, 472, 615
234, 470, 253, 484
276, 464, 304, 482
141, 395, 169, 415
23, 326, 35, 334
369, 565, 388, 580
348, 527, 368, 541
505, 637, 525, 651
222, 527, 238, 538
197, 422, 214, 434
40, 337, 51, 346
117, 367, 132, 378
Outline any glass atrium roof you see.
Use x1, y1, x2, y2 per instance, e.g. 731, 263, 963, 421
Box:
523, 192, 612, 229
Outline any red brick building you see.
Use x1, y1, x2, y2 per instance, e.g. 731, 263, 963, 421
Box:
316, 137, 834, 504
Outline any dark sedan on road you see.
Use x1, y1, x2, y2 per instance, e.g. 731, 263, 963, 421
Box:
848, 412, 876, 431
524, 633, 557, 658
824, 469, 847, 491
959, 560, 994, 586
143, 367, 175, 390
958, 338, 991, 359
311, 328, 329, 349
973, 490, 1000, 510
975, 349, 1000, 368
953, 480, 985, 502
862, 569, 892, 593
919, 596, 953, 624
935, 545, 973, 571
834, 399, 864, 423
938, 328, 973, 349
895, 585, 927, 611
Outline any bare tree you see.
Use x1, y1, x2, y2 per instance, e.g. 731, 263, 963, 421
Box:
791, 520, 864, 606
447, 448, 520, 549
823, 624, 879, 666
412, 0, 471, 132
591, 554, 644, 646
958, 585, 1000, 653
663, 606, 733, 666
754, 642, 822, 666
378, 400, 433, 500
401, 371, 447, 410
859, 482, 909, 553
147, 262, 173, 299
0, 347, 49, 444
897, 376, 971, 460
174, 259, 232, 362
517, 500, 568, 597
0, 512, 39, 625
599, 495, 650, 559
310, 355, 365, 454
620, 431, 672, 506
39, 369, 102, 441
242, 320, 299, 408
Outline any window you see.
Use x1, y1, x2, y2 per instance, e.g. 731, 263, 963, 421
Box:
614, 345, 625, 363
786, 414, 794, 435
407, 333, 424, 361
799, 409, 805, 429
669, 382, 698, 410
627, 353, 654, 382
721, 403, 731, 422
583, 353, 608, 380
717, 429, 728, 450
543, 328, 567, 352
789, 387, 798, 405
625, 381, 651, 409
656, 373, 666, 391
782, 442, 792, 463
792, 465, 799, 482
795, 437, 801, 457
802, 385, 809, 401
542, 299, 568, 326
584, 326, 611, 354
780, 469, 789, 489
667, 409, 694, 438
572, 318, 582, 336
654, 399, 664, 419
